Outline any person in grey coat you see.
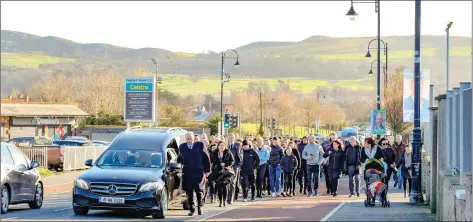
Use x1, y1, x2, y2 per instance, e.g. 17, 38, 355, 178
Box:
301, 135, 325, 197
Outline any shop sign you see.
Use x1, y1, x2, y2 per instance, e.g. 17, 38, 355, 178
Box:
32, 117, 60, 125
0, 116, 9, 123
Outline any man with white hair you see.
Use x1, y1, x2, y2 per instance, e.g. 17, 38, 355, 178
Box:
177, 132, 211, 216
392, 135, 406, 188
345, 136, 362, 197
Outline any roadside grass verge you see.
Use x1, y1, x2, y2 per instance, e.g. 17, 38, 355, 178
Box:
38, 166, 55, 177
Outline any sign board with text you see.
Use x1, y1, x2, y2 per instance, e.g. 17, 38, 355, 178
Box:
124, 76, 155, 122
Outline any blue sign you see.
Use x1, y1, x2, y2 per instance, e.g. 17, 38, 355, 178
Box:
124, 76, 155, 122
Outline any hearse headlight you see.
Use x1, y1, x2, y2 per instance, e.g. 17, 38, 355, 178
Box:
74, 179, 89, 190
139, 182, 164, 192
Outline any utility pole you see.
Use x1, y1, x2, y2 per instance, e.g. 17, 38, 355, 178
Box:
259, 90, 264, 136
410, 0, 424, 204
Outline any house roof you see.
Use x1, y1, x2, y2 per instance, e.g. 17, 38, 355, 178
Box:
1, 103, 89, 117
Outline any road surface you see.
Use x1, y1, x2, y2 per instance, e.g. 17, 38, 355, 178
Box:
2, 178, 350, 221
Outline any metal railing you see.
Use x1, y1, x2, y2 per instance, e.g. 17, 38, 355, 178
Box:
18, 147, 48, 167
62, 146, 108, 171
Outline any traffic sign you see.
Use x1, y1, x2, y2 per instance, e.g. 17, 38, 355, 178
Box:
124, 76, 155, 122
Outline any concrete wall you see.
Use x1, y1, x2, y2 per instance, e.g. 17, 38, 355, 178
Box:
428, 83, 472, 221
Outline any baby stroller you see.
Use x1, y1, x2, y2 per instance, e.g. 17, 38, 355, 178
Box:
363, 158, 390, 208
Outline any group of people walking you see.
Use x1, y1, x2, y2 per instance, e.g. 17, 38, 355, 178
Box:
176, 131, 413, 216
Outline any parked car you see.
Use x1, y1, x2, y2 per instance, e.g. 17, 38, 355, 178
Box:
6, 136, 61, 171
1, 142, 43, 214
63, 136, 89, 141
72, 127, 187, 219
53, 140, 95, 147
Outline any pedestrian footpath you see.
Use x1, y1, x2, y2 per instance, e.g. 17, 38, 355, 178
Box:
326, 182, 434, 221
43, 170, 83, 195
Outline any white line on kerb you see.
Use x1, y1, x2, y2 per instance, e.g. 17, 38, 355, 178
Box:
2, 217, 19, 220
320, 200, 349, 221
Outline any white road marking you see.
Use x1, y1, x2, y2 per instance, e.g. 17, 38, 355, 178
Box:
320, 199, 350, 221
194, 199, 267, 221
2, 217, 19, 220
52, 207, 72, 212
47, 191, 71, 195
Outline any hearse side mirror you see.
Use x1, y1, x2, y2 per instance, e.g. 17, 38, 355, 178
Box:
85, 159, 93, 167
30, 161, 40, 169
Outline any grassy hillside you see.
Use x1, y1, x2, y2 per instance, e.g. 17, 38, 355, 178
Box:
1, 30, 471, 95
1, 53, 75, 68
157, 74, 375, 95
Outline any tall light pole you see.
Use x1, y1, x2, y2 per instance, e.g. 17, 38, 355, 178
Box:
365, 38, 388, 86
347, 0, 381, 139
150, 57, 171, 127
411, 0, 424, 204
220, 50, 240, 136
446, 21, 453, 92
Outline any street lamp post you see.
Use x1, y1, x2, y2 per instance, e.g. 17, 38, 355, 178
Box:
368, 60, 386, 77
365, 38, 388, 86
220, 50, 240, 136
346, 0, 382, 140
446, 21, 453, 92
411, 0, 424, 204
150, 57, 171, 127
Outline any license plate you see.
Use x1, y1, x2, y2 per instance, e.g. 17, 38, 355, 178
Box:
99, 197, 125, 204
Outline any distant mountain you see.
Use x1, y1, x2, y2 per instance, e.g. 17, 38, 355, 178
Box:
1, 30, 471, 95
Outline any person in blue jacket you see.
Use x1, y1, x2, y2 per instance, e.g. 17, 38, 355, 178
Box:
255, 137, 270, 198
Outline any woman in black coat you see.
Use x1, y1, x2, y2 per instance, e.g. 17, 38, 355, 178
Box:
360, 137, 385, 181
323, 140, 346, 197
210, 141, 235, 207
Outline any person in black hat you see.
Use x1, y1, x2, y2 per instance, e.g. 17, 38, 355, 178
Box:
240, 139, 260, 202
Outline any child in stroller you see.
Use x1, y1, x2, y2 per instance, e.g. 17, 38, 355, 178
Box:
363, 158, 390, 208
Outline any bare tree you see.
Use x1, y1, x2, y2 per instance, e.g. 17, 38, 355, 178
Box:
383, 67, 412, 136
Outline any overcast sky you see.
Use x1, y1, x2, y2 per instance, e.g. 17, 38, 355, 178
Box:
1, 1, 472, 53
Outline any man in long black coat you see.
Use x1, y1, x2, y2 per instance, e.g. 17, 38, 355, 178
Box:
178, 132, 211, 216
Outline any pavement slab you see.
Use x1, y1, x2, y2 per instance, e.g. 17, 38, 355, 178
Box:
327, 183, 434, 221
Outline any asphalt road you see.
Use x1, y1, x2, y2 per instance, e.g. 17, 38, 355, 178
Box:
1, 177, 350, 221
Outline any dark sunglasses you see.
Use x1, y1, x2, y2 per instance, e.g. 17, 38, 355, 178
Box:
382, 143, 389, 145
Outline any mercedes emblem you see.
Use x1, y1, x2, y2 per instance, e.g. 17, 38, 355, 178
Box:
107, 185, 117, 195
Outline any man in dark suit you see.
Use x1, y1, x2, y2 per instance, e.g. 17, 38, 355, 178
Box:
403, 78, 430, 115
178, 132, 211, 216
227, 133, 242, 204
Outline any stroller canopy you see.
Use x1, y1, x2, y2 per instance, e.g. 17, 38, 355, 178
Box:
365, 158, 385, 172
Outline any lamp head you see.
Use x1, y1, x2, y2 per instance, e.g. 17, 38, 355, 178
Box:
365, 50, 372, 58
368, 69, 374, 75
446, 21, 453, 30
234, 60, 240, 68
151, 58, 157, 65
346, 6, 358, 21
